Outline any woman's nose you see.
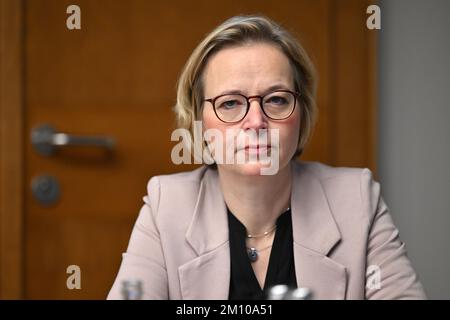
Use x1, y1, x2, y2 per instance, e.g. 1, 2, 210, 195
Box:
242, 99, 268, 129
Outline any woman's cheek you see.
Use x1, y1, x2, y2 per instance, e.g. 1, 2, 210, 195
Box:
278, 114, 301, 157
201, 109, 215, 130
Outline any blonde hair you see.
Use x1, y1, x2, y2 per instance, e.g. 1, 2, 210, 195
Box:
174, 15, 317, 159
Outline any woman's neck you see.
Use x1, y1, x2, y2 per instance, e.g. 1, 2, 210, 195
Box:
218, 162, 293, 236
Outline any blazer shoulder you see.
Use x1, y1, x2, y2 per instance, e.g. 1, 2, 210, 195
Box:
143, 165, 209, 220
298, 160, 367, 181
297, 160, 380, 221
146, 165, 208, 190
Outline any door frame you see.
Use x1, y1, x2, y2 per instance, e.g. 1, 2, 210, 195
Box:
0, 0, 24, 299
0, 0, 377, 299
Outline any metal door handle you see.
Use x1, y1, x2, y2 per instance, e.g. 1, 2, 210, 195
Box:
31, 124, 115, 156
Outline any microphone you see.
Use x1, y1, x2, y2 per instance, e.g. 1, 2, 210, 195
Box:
266, 285, 312, 300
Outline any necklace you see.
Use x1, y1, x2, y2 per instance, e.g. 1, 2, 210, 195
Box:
246, 225, 276, 239
245, 206, 290, 263
245, 207, 290, 239
247, 244, 273, 262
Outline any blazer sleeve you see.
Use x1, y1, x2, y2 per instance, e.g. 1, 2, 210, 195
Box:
107, 177, 168, 299
361, 169, 427, 299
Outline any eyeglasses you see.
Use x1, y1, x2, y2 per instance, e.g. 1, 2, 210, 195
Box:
204, 89, 300, 123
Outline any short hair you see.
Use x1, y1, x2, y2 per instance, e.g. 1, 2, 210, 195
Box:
173, 15, 317, 159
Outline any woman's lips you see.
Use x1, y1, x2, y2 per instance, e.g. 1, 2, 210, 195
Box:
244, 145, 270, 149
243, 145, 271, 153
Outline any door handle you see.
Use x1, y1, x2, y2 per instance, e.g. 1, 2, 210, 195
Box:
31, 124, 115, 156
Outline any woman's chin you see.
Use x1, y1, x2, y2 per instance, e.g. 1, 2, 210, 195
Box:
220, 161, 279, 176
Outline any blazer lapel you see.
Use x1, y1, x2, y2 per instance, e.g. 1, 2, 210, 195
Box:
291, 161, 347, 299
179, 168, 230, 299
179, 162, 348, 300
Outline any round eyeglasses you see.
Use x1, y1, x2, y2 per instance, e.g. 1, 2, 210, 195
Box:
204, 89, 300, 123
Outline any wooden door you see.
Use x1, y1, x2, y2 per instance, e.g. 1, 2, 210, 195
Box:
0, 0, 376, 299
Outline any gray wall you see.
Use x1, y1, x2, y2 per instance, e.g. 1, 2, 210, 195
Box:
378, 0, 450, 299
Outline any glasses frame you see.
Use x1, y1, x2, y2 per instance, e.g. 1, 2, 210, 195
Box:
204, 89, 300, 123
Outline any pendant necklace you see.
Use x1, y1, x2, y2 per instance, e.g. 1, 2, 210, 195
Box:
245, 207, 290, 262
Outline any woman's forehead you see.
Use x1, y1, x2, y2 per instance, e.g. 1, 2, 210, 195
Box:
203, 43, 293, 95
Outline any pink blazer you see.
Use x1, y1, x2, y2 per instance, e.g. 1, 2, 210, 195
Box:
107, 160, 426, 299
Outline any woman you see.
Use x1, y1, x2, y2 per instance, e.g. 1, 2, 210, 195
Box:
108, 15, 426, 300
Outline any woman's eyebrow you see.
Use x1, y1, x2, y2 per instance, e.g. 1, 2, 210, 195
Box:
217, 84, 291, 96
262, 84, 292, 94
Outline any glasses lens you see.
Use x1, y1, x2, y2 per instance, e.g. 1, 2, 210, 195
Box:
214, 94, 247, 122
262, 91, 295, 119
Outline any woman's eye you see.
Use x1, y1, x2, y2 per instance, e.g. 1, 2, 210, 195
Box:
219, 100, 239, 109
266, 96, 288, 105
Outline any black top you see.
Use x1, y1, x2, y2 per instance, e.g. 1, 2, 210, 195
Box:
227, 207, 297, 300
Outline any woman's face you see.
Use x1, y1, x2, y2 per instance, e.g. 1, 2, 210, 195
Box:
201, 43, 300, 176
